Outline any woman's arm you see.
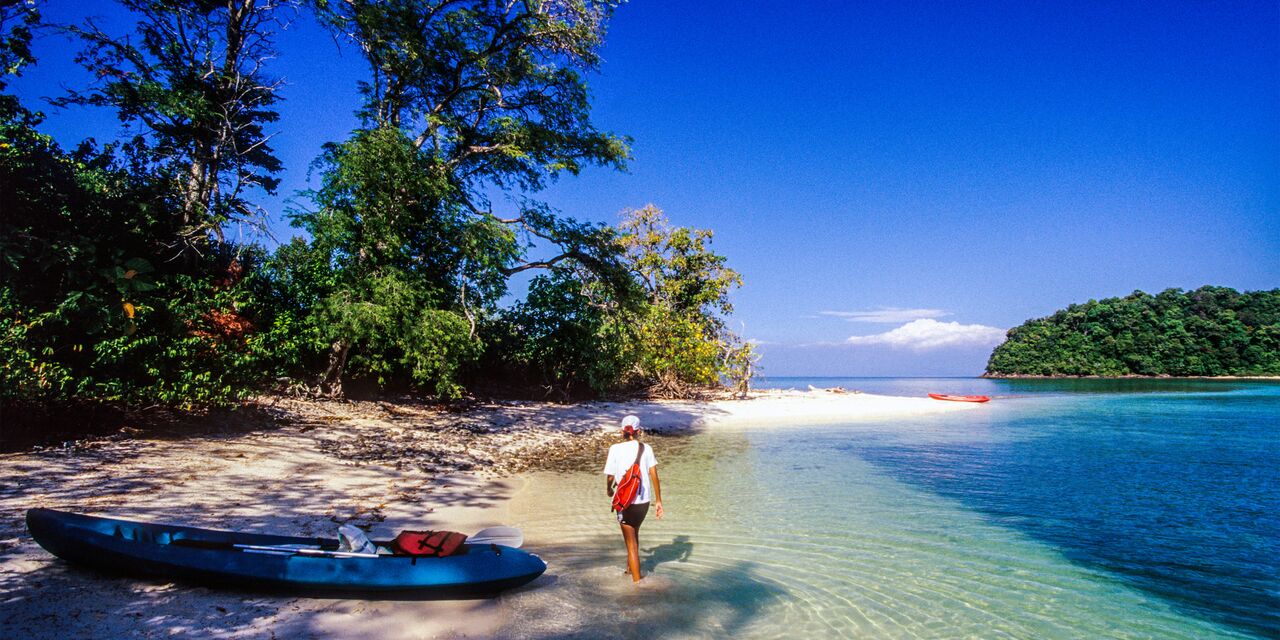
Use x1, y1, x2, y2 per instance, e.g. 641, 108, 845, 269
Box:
649, 466, 664, 519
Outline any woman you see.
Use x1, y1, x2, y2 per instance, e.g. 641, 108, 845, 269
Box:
603, 414, 664, 583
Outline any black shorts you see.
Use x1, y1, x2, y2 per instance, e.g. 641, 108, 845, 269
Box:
616, 501, 650, 528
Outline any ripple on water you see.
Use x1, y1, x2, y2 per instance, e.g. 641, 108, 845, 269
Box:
498, 425, 1260, 640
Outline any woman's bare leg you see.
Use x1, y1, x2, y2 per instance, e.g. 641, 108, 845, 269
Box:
620, 523, 641, 582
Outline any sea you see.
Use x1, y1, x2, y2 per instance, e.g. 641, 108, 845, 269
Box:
500, 378, 1279, 639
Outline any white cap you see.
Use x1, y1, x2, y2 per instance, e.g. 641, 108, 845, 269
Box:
620, 415, 640, 429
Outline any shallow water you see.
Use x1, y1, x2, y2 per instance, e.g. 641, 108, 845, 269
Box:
499, 380, 1279, 639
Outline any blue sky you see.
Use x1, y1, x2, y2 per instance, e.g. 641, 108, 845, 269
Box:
12, 1, 1279, 376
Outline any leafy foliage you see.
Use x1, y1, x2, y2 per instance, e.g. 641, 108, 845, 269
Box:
286, 126, 500, 397
2, 0, 755, 433
1, 1, 280, 413
497, 206, 755, 399
58, 0, 286, 253
0, 0, 37, 86
312, 0, 629, 191
289, 1, 634, 396
0, 111, 268, 409
496, 265, 634, 398
986, 287, 1280, 377
618, 206, 755, 395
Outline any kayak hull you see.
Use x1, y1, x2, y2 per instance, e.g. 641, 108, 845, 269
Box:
927, 393, 991, 403
26, 508, 545, 597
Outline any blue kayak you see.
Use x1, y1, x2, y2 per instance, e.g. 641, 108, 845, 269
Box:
26, 508, 546, 596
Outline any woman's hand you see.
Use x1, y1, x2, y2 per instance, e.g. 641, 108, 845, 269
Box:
654, 501, 664, 519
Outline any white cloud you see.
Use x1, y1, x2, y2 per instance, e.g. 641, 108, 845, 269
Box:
845, 319, 1007, 351
821, 308, 950, 323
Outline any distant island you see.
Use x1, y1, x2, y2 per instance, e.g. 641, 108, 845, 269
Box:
985, 286, 1280, 377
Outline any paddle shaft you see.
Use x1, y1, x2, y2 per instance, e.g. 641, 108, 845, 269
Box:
236, 543, 379, 558
171, 527, 523, 557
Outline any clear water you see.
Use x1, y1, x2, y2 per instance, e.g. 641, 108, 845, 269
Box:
501, 379, 1280, 639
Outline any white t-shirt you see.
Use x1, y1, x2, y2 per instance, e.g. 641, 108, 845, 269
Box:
603, 440, 658, 504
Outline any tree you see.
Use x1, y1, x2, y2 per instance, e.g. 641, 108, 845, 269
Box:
497, 260, 635, 399
291, 0, 631, 396
3, 0, 758, 417
309, 0, 629, 276
500, 206, 755, 399
60, 0, 288, 256
1, 82, 266, 411
1, 3, 174, 405
617, 206, 754, 395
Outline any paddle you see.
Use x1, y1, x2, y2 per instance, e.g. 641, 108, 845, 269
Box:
233, 543, 378, 558
467, 526, 523, 548
171, 538, 338, 554
171, 526, 524, 556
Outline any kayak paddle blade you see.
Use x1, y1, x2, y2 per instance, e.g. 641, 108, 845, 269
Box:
469, 526, 523, 548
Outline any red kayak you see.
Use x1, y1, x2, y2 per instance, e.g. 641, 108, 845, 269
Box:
928, 393, 991, 403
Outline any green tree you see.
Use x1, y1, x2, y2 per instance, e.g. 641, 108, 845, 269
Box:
1, 96, 266, 410
0, 0, 36, 88
618, 205, 754, 395
291, 0, 631, 396
497, 261, 636, 399
501, 206, 755, 399
59, 0, 287, 255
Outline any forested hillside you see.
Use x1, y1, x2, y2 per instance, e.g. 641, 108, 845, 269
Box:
985, 287, 1280, 377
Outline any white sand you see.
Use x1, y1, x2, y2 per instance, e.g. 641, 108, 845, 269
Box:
0, 390, 977, 638
596, 389, 980, 431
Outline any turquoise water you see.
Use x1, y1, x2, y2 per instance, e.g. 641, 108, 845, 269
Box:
503, 379, 1279, 639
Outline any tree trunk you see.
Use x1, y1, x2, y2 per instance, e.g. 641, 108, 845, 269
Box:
179, 0, 251, 243
183, 157, 209, 229
320, 339, 351, 397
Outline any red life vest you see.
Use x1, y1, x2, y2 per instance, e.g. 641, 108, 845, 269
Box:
391, 530, 468, 557
611, 442, 646, 512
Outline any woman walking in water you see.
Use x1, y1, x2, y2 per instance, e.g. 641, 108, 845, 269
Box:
604, 415, 664, 583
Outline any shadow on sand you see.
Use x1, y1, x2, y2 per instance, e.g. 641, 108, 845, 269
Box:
0, 396, 731, 638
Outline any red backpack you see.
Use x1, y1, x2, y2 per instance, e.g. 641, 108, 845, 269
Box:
611, 443, 646, 512
391, 530, 468, 557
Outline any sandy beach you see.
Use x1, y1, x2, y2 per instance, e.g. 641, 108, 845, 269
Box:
0, 390, 975, 639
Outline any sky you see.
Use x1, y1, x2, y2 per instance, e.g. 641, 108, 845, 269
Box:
11, 0, 1280, 377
